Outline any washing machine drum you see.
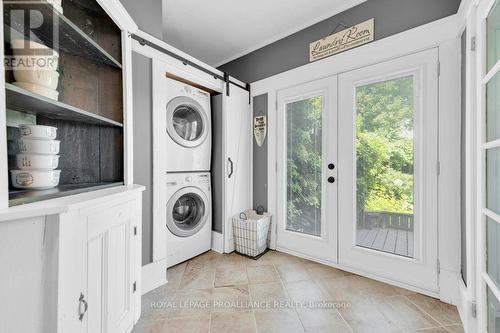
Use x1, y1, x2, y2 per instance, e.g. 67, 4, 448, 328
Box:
167, 187, 209, 237
166, 96, 209, 148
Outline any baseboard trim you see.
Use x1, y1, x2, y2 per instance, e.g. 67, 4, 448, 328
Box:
141, 259, 167, 295
211, 231, 223, 253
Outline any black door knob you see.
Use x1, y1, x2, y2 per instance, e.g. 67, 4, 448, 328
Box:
328, 163, 335, 170
328, 177, 335, 183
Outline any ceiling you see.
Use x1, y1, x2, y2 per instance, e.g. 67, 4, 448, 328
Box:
162, 0, 366, 67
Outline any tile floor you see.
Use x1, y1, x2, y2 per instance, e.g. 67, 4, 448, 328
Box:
132, 250, 463, 333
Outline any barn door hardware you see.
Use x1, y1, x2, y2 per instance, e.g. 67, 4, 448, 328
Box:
246, 83, 251, 104
224, 72, 230, 96
130, 34, 251, 95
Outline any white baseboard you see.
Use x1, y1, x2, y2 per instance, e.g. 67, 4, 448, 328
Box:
458, 277, 476, 333
211, 231, 223, 253
141, 259, 167, 295
439, 268, 460, 305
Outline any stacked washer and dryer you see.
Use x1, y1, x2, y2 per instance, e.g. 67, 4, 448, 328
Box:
165, 78, 213, 268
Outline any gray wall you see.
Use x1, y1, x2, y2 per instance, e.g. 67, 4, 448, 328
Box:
219, 0, 461, 83
132, 53, 154, 265
120, 0, 163, 39
253, 94, 268, 211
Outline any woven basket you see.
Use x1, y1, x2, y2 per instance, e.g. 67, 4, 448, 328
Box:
232, 210, 271, 258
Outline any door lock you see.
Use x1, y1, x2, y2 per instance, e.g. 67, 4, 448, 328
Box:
328, 177, 335, 183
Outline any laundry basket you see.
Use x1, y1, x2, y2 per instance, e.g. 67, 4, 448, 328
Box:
232, 209, 272, 258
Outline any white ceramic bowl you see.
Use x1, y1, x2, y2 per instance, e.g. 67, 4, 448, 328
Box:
18, 139, 60, 155
16, 154, 59, 170
19, 124, 57, 140
13, 82, 59, 100
13, 69, 59, 89
10, 38, 59, 70
10, 169, 61, 189
11, 38, 60, 56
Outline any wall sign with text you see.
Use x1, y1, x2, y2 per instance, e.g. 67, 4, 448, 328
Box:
254, 115, 267, 147
309, 18, 374, 62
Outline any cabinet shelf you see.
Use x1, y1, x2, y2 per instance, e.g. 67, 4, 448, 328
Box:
6, 83, 123, 127
4, 0, 122, 68
9, 182, 123, 206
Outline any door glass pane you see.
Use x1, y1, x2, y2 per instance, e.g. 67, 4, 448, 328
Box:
488, 287, 500, 333
488, 0, 500, 72
355, 75, 415, 258
488, 217, 500, 288
487, 72, 500, 141
173, 105, 204, 141
286, 96, 323, 237
487, 148, 500, 215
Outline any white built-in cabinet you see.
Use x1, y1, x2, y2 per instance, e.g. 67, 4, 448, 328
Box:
0, 0, 144, 332
56, 187, 143, 333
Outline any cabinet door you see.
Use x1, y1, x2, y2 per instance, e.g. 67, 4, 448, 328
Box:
87, 200, 135, 333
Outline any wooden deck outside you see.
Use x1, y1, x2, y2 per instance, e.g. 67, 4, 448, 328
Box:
357, 227, 414, 258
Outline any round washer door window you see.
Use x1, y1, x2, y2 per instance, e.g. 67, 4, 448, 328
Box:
167, 187, 209, 237
166, 96, 209, 148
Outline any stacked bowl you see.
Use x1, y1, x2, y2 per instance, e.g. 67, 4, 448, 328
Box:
10, 124, 61, 190
11, 38, 60, 101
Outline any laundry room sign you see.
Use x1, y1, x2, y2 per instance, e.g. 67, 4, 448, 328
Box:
254, 115, 267, 147
309, 18, 374, 62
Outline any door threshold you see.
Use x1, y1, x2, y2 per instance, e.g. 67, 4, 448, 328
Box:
276, 246, 440, 300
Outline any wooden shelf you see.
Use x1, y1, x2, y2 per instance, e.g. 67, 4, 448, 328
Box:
9, 182, 123, 206
6, 83, 123, 127
4, 0, 122, 68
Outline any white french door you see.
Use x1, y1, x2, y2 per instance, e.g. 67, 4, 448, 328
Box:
275, 49, 439, 292
276, 77, 338, 262
337, 49, 439, 291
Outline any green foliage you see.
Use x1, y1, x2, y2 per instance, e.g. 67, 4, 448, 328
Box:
286, 96, 322, 236
286, 75, 415, 234
356, 75, 415, 218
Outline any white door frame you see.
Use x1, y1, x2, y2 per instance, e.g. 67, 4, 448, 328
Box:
251, 15, 461, 300
337, 49, 439, 293
275, 77, 338, 263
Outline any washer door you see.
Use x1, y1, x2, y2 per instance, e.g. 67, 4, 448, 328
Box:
166, 96, 209, 148
167, 186, 209, 237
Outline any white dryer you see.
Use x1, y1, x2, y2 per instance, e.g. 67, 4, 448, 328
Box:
165, 78, 212, 172
166, 172, 212, 267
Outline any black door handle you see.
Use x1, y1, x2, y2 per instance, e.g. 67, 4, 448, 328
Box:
328, 177, 335, 183
228, 157, 234, 178
328, 163, 335, 170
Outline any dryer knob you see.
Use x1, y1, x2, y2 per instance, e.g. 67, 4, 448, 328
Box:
185, 176, 192, 182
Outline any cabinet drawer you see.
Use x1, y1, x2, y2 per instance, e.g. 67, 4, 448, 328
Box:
87, 200, 134, 239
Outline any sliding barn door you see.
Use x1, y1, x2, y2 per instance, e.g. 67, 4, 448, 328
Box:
223, 83, 252, 253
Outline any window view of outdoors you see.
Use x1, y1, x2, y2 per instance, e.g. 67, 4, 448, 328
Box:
355, 75, 415, 257
286, 96, 323, 237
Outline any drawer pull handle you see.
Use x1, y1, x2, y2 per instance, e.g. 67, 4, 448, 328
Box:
78, 293, 88, 321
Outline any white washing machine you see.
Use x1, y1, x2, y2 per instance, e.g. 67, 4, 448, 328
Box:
166, 172, 212, 267
165, 78, 212, 172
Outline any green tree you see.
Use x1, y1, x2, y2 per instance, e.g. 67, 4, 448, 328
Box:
356, 75, 414, 221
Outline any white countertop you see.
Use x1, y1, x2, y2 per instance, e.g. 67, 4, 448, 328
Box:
0, 184, 145, 222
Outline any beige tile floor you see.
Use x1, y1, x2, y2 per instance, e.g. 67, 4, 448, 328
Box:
132, 250, 463, 333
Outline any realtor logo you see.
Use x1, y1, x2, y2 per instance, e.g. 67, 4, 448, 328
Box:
4, 1, 60, 70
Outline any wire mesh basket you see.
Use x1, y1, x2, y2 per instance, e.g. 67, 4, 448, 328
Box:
232, 209, 272, 258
